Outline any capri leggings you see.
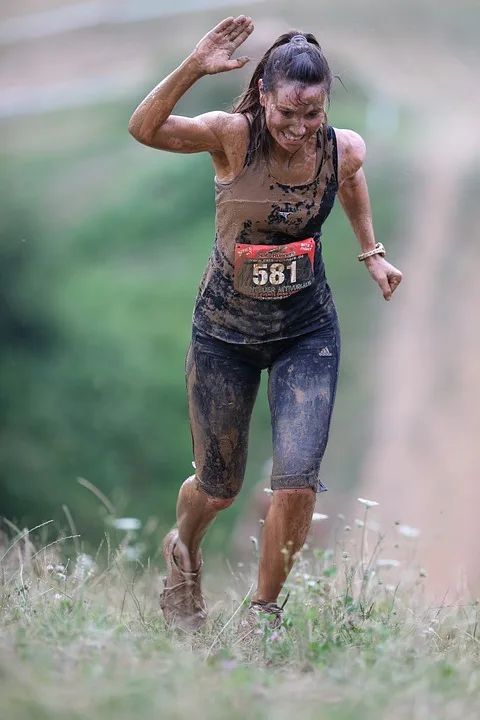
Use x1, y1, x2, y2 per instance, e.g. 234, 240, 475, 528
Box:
185, 320, 340, 499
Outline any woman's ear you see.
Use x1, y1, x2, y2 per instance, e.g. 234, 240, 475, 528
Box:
258, 78, 266, 107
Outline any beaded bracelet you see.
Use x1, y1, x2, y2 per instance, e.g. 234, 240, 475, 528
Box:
358, 242, 386, 262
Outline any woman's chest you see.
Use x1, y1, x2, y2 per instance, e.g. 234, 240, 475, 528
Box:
217, 175, 331, 243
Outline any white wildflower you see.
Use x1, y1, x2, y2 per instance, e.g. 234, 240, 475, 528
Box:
357, 498, 379, 508
111, 518, 141, 531
376, 559, 402, 568
263, 488, 274, 496
355, 519, 365, 527
397, 525, 421, 538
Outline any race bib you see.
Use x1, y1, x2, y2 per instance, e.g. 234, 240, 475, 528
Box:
234, 238, 315, 300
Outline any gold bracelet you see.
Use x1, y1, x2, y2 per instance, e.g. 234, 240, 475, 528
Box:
358, 242, 386, 262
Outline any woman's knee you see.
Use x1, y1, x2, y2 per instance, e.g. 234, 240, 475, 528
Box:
196, 474, 241, 510
205, 495, 237, 512
272, 486, 316, 509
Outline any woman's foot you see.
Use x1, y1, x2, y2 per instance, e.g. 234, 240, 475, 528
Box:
237, 600, 285, 640
159, 530, 208, 633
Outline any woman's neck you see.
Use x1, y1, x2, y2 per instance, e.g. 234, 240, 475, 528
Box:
268, 134, 320, 183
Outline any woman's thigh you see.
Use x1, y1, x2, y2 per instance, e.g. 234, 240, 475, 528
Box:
186, 331, 261, 499
268, 326, 340, 492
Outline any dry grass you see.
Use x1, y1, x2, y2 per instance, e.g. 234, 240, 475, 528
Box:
1, 507, 480, 720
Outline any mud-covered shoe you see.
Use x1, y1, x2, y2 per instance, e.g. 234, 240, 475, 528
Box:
159, 530, 208, 633
238, 600, 286, 640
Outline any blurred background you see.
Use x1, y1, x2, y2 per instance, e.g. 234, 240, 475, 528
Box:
1, 0, 479, 596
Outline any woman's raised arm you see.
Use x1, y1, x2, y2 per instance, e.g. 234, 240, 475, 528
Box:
128, 16, 253, 153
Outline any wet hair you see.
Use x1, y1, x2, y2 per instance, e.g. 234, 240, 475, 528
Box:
233, 30, 333, 161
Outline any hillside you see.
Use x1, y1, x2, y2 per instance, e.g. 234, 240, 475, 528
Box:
2, 0, 480, 595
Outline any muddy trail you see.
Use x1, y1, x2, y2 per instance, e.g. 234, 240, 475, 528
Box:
356, 119, 480, 599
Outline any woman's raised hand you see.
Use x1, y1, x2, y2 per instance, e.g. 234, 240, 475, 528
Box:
190, 16, 254, 75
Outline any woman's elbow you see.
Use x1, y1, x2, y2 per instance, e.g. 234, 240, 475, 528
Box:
128, 115, 147, 143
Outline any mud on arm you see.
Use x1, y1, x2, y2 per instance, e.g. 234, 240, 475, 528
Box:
128, 16, 253, 154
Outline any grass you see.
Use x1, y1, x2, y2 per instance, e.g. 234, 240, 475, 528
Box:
2, 506, 480, 720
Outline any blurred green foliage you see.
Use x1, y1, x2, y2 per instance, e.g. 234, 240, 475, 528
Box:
0, 69, 403, 554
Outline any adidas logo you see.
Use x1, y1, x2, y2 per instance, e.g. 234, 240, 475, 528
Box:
319, 347, 332, 357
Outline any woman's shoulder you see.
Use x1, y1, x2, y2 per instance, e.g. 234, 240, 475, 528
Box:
211, 110, 250, 142
331, 128, 366, 184
210, 112, 251, 183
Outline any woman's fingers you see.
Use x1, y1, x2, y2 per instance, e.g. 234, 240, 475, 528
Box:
229, 28, 254, 52
381, 278, 392, 301
226, 55, 250, 70
212, 17, 236, 35
389, 271, 402, 292
228, 17, 253, 41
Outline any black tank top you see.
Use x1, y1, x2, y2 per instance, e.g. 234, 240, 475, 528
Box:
193, 124, 339, 344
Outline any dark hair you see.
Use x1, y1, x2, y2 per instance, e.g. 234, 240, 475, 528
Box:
233, 31, 333, 161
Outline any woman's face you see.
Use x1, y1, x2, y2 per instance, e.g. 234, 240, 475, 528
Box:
259, 80, 327, 154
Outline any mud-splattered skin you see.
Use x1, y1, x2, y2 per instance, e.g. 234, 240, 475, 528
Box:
129, 17, 404, 612
194, 125, 339, 343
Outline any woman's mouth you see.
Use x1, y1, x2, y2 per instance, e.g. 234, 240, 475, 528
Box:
282, 131, 304, 144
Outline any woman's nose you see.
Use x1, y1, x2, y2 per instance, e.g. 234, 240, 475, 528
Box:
290, 120, 306, 135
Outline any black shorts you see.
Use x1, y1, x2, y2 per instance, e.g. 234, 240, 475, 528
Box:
186, 320, 340, 499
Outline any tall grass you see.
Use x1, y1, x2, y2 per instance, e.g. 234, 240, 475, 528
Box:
1, 503, 480, 720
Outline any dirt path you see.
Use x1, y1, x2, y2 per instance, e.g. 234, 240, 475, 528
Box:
355, 110, 480, 598
310, 23, 480, 598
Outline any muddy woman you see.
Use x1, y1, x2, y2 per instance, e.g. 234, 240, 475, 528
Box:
129, 15, 402, 633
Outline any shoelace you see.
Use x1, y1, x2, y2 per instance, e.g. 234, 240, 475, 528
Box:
250, 592, 290, 614
249, 592, 290, 623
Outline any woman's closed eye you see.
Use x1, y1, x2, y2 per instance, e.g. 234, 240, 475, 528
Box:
278, 109, 321, 120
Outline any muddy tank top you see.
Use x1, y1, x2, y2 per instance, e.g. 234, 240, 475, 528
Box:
193, 124, 339, 344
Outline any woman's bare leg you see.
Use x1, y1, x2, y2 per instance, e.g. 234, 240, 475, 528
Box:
173, 474, 235, 571
254, 487, 316, 603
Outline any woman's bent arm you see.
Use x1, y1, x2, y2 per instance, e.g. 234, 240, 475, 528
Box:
128, 16, 253, 154
337, 128, 403, 300
128, 57, 225, 153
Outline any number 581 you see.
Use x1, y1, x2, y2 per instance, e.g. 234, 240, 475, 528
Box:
252, 261, 296, 286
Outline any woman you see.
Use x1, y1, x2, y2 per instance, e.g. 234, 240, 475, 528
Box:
128, 15, 402, 633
